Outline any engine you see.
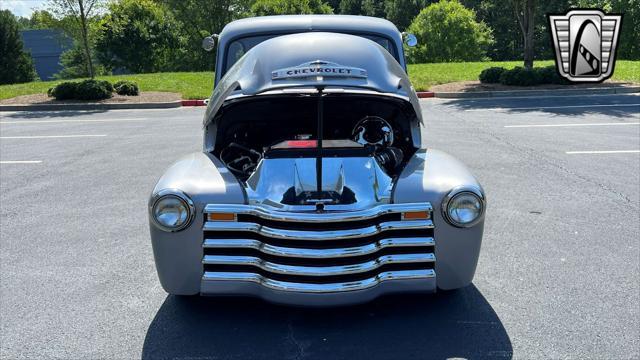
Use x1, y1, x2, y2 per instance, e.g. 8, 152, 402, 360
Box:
219, 115, 405, 180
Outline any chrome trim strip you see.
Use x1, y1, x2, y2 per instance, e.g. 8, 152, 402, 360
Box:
204, 203, 432, 223
203, 237, 435, 258
202, 269, 436, 293
203, 220, 433, 240
202, 253, 435, 276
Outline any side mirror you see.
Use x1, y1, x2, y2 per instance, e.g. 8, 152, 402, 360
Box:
202, 34, 219, 52
402, 33, 418, 47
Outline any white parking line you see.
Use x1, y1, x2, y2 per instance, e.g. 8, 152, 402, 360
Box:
0, 118, 150, 124
0, 134, 107, 139
566, 150, 640, 154
0, 160, 42, 164
465, 103, 640, 111
505, 122, 640, 128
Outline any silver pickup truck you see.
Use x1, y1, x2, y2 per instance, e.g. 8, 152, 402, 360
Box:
148, 15, 486, 306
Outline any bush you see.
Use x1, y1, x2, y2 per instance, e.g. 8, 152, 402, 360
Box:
75, 79, 113, 100
48, 80, 114, 100
490, 65, 572, 86
499, 67, 539, 86
113, 80, 139, 95
406, 0, 494, 63
534, 65, 570, 85
49, 81, 79, 100
479, 67, 505, 83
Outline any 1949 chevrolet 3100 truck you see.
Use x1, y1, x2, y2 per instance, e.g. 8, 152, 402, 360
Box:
149, 15, 486, 306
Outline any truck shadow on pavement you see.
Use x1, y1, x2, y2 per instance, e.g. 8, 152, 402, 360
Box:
441, 94, 639, 118
0, 109, 109, 119
142, 285, 512, 359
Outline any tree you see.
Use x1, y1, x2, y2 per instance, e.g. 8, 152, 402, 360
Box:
55, 42, 108, 78
338, 0, 363, 14
155, 0, 253, 71
385, 0, 432, 30
361, 0, 385, 17
406, 0, 494, 63
0, 10, 37, 84
251, 0, 334, 16
572, 0, 639, 59
47, 0, 103, 78
23, 10, 59, 29
325, 0, 342, 11
510, 0, 535, 68
95, 0, 183, 73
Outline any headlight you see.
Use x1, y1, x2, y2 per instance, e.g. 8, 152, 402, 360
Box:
150, 189, 194, 232
442, 188, 485, 228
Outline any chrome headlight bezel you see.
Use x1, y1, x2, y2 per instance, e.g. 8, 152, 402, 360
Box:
149, 189, 195, 232
441, 186, 486, 228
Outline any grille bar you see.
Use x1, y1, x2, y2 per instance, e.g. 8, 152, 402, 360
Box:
203, 269, 435, 293
204, 237, 434, 258
204, 203, 432, 223
203, 220, 433, 240
203, 253, 434, 276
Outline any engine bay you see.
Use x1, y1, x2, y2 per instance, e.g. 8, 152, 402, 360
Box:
212, 94, 418, 182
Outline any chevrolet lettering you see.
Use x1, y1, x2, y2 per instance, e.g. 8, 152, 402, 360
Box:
272, 61, 368, 80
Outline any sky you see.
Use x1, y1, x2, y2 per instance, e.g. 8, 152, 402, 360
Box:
0, 0, 46, 17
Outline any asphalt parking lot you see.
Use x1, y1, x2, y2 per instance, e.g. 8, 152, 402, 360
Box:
1, 94, 639, 359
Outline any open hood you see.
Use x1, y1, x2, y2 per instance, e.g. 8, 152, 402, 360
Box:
204, 32, 422, 128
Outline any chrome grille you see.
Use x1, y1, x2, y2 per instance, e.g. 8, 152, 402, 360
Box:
201, 203, 435, 293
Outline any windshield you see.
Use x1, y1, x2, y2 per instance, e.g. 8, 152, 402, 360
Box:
224, 33, 397, 74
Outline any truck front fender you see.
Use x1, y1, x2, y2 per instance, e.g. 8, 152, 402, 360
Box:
149, 152, 245, 295
393, 149, 486, 290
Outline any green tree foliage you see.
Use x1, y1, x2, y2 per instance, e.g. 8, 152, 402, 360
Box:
337, 0, 433, 29
154, 0, 252, 71
406, 0, 494, 63
47, 0, 104, 78
251, 0, 334, 16
572, 0, 639, 59
55, 42, 108, 78
0, 10, 37, 84
361, 0, 385, 17
612, 0, 639, 59
17, 10, 58, 29
338, 0, 363, 14
95, 0, 183, 73
385, 0, 433, 30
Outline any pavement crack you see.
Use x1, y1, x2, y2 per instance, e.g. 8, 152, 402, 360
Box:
436, 105, 638, 210
285, 321, 306, 360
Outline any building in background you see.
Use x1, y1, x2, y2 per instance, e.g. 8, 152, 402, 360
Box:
20, 29, 71, 80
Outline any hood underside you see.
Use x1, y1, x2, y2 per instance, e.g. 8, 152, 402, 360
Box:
204, 32, 422, 128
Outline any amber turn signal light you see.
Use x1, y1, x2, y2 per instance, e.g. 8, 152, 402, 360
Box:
208, 213, 236, 221
402, 211, 430, 220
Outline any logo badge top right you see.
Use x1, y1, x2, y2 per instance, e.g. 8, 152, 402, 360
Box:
548, 9, 622, 83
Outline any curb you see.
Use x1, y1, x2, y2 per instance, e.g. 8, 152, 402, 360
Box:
181, 99, 207, 106
417, 91, 435, 98
431, 86, 640, 99
0, 100, 182, 112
